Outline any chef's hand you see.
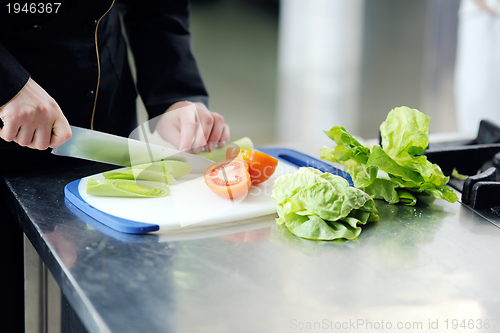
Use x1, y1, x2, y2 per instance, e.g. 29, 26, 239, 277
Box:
156, 101, 230, 153
0, 78, 72, 150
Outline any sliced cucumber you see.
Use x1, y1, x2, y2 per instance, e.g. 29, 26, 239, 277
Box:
86, 178, 169, 197
103, 160, 191, 182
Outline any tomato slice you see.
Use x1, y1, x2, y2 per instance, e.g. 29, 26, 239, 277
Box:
226, 148, 278, 185
204, 159, 251, 199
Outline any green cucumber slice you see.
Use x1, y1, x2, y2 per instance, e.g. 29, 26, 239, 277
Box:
86, 178, 169, 197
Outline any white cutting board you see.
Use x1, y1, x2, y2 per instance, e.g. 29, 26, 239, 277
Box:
77, 159, 299, 231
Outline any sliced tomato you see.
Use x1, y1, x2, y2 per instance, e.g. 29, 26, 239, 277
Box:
204, 159, 251, 199
226, 148, 278, 185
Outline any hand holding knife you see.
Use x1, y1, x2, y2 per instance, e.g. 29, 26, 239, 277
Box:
0, 78, 72, 150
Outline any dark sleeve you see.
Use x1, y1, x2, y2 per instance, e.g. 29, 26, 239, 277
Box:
117, 0, 209, 121
0, 43, 30, 108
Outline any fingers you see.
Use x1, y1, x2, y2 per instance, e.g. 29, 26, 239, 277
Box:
16, 125, 36, 147
48, 116, 72, 149
156, 101, 231, 153
0, 78, 71, 150
157, 101, 199, 152
31, 127, 52, 150
218, 123, 230, 148
0, 118, 20, 142
194, 103, 228, 152
192, 104, 212, 153
206, 112, 230, 150
205, 112, 222, 150
177, 105, 199, 152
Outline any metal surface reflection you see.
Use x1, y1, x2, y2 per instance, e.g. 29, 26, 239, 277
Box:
7, 155, 500, 332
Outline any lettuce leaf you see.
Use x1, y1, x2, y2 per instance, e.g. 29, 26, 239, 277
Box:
320, 106, 458, 205
272, 167, 379, 240
380, 107, 430, 158
322, 126, 371, 164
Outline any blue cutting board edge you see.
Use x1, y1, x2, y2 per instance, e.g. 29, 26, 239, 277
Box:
64, 148, 352, 234
65, 179, 160, 233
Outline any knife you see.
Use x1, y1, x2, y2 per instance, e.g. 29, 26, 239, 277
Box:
51, 126, 214, 174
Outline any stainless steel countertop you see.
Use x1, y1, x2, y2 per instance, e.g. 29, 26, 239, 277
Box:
5, 143, 500, 333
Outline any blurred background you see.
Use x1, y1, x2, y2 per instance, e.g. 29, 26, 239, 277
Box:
140, 0, 499, 146
190, 0, 280, 145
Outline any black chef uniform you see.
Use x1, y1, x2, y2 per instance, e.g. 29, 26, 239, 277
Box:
0, 0, 208, 141
0, 1, 208, 331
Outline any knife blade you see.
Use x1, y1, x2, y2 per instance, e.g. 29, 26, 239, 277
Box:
51, 126, 214, 174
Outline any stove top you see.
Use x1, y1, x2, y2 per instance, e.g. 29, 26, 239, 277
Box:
424, 120, 500, 227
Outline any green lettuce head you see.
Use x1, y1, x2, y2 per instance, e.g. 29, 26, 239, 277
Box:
272, 167, 379, 241
320, 106, 458, 205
